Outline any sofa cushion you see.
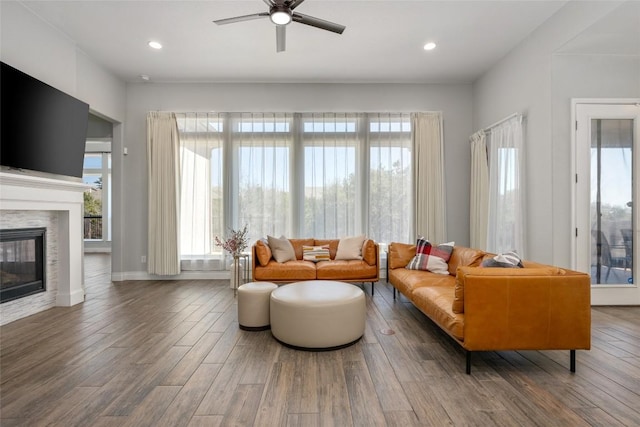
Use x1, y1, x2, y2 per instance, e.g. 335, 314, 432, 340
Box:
290, 238, 316, 260
447, 246, 486, 276
316, 260, 377, 280
335, 235, 366, 260
314, 239, 339, 259
255, 240, 272, 267
481, 251, 524, 268
389, 268, 455, 298
406, 239, 454, 274
303, 245, 331, 262
388, 242, 416, 269
362, 239, 377, 266
452, 265, 567, 314
412, 286, 464, 341
267, 235, 296, 263
253, 260, 316, 281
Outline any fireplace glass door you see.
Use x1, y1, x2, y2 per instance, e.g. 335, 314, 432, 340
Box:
0, 228, 46, 303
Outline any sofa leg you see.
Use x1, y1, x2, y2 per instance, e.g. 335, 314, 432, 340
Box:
570, 350, 576, 373
393, 287, 396, 300
371, 282, 375, 296
466, 351, 472, 374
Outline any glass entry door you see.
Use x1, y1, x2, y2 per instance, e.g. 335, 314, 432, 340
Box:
590, 118, 633, 285
575, 103, 640, 305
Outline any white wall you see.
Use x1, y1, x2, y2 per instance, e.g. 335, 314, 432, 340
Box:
0, 2, 126, 123
473, 0, 637, 266
1, 1, 127, 279
119, 82, 473, 276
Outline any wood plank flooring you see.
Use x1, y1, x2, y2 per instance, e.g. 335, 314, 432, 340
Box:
1, 253, 640, 426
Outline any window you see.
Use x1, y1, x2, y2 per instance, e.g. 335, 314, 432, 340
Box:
368, 113, 412, 245
83, 141, 111, 243
232, 113, 294, 242
175, 113, 224, 259
302, 113, 360, 238
176, 112, 412, 267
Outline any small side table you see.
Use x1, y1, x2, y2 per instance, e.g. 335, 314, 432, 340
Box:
231, 253, 250, 297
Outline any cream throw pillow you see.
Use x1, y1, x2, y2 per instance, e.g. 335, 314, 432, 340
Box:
303, 245, 330, 262
267, 235, 296, 263
335, 235, 366, 260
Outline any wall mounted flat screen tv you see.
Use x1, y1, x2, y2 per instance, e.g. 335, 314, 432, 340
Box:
1, 62, 90, 179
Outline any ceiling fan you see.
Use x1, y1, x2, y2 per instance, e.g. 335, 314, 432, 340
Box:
213, 0, 346, 53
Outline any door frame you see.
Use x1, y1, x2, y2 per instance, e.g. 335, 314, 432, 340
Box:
571, 98, 640, 305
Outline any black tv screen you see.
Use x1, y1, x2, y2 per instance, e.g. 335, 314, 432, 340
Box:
1, 62, 89, 179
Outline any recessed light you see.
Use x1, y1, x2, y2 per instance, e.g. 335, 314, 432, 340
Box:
139, 74, 150, 81
148, 41, 163, 50
423, 42, 437, 51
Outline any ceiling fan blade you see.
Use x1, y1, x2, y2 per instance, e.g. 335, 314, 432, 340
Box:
262, 0, 275, 7
213, 12, 269, 25
289, 0, 306, 10
292, 12, 345, 34
276, 25, 286, 52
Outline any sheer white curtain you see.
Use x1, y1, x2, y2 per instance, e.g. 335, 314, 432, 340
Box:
469, 130, 489, 249
486, 115, 525, 255
231, 113, 294, 243
170, 111, 416, 267
146, 112, 181, 275
412, 112, 446, 243
301, 113, 361, 238
368, 113, 412, 245
174, 113, 224, 269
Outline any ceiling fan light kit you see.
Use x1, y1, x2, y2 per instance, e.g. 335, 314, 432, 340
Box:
214, 0, 345, 52
270, 7, 292, 25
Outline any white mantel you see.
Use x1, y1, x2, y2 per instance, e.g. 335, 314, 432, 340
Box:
0, 171, 87, 323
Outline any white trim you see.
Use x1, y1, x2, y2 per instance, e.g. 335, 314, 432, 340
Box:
112, 270, 230, 281
570, 98, 640, 269
0, 171, 88, 320
572, 99, 640, 305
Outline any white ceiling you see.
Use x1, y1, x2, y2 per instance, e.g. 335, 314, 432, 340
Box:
21, 0, 570, 84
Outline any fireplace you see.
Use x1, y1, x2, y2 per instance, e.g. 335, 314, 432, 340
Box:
0, 227, 46, 303
1, 171, 85, 325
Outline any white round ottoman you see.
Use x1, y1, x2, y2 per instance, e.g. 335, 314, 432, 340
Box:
237, 282, 278, 331
270, 280, 366, 350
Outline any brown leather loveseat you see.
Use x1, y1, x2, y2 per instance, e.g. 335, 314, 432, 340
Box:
388, 242, 591, 374
252, 238, 379, 293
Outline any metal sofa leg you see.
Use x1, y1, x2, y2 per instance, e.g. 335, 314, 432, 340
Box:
393, 287, 396, 300
570, 350, 576, 373
371, 281, 375, 296
466, 351, 472, 374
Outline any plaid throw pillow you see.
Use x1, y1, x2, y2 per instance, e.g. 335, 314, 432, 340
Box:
406, 238, 454, 274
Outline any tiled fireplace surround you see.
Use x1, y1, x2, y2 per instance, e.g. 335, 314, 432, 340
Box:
0, 171, 86, 325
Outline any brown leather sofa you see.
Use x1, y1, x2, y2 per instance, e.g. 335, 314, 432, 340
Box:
252, 238, 379, 293
388, 243, 591, 374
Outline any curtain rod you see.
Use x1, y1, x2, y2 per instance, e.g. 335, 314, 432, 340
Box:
483, 112, 521, 132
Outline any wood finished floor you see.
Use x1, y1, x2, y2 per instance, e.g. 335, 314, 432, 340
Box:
1, 254, 640, 426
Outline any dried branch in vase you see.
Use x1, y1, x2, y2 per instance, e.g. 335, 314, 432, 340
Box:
214, 224, 249, 257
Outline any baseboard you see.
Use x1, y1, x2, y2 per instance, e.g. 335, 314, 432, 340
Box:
110, 270, 385, 282
111, 270, 230, 281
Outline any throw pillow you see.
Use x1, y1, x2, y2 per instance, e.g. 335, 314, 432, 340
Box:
481, 251, 524, 268
303, 245, 331, 262
406, 238, 454, 275
335, 235, 366, 260
267, 235, 296, 263
255, 239, 272, 266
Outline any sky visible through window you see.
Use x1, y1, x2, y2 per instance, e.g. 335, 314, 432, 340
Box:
591, 147, 632, 208
203, 120, 411, 188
